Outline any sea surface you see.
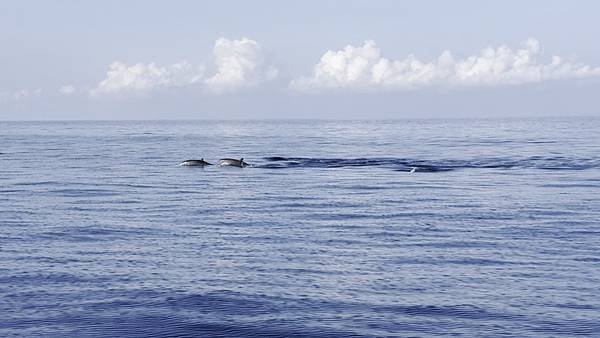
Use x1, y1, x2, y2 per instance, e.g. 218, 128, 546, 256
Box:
1, 118, 599, 337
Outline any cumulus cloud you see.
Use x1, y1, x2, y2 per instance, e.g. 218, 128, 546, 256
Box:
92, 61, 204, 96
291, 39, 600, 91
92, 38, 276, 96
59, 85, 76, 95
205, 38, 277, 93
0, 88, 42, 102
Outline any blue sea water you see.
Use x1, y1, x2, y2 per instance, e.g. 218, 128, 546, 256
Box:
1, 118, 599, 337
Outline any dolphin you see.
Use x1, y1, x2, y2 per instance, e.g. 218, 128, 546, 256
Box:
179, 158, 212, 166
218, 158, 249, 168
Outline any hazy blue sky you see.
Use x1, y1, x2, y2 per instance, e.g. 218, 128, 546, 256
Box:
1, 0, 600, 120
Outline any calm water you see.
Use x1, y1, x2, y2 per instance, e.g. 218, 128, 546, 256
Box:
1, 118, 599, 337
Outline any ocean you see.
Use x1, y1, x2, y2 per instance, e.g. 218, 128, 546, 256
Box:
1, 118, 599, 337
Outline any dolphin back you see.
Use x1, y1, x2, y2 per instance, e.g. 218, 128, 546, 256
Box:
218, 158, 248, 167
180, 159, 212, 166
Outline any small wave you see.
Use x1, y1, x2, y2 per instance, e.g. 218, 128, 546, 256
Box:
256, 156, 600, 172
49, 188, 121, 197
259, 157, 452, 172
13, 180, 60, 186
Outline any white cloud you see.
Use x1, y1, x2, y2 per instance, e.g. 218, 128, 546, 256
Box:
291, 39, 600, 92
91, 38, 276, 96
0, 88, 42, 103
205, 38, 277, 93
12, 89, 30, 100
59, 85, 76, 95
92, 61, 204, 96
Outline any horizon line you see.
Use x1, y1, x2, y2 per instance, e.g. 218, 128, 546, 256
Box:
1, 114, 598, 123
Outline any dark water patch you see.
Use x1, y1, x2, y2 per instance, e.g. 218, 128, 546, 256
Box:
260, 195, 324, 202
0, 272, 104, 286
525, 140, 557, 144
269, 202, 314, 208
13, 180, 60, 186
11, 255, 91, 264
273, 267, 345, 275
258, 156, 600, 172
381, 304, 518, 321
73, 226, 150, 237
541, 183, 600, 188
551, 302, 597, 311
337, 185, 390, 191
129, 135, 173, 142
163, 189, 209, 195
564, 230, 600, 235
528, 319, 600, 335
271, 201, 364, 209
259, 157, 452, 172
229, 234, 292, 244
67, 206, 139, 212
2, 315, 361, 338
0, 188, 28, 193
100, 183, 157, 189
403, 240, 502, 249
36, 226, 153, 242
442, 258, 518, 266
304, 211, 440, 221
390, 256, 520, 266
114, 199, 142, 204
71, 249, 157, 257
572, 257, 600, 263
1, 290, 365, 337
49, 188, 121, 197
163, 291, 276, 316
313, 238, 367, 246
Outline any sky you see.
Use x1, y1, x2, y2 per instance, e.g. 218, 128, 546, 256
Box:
1, 0, 600, 120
